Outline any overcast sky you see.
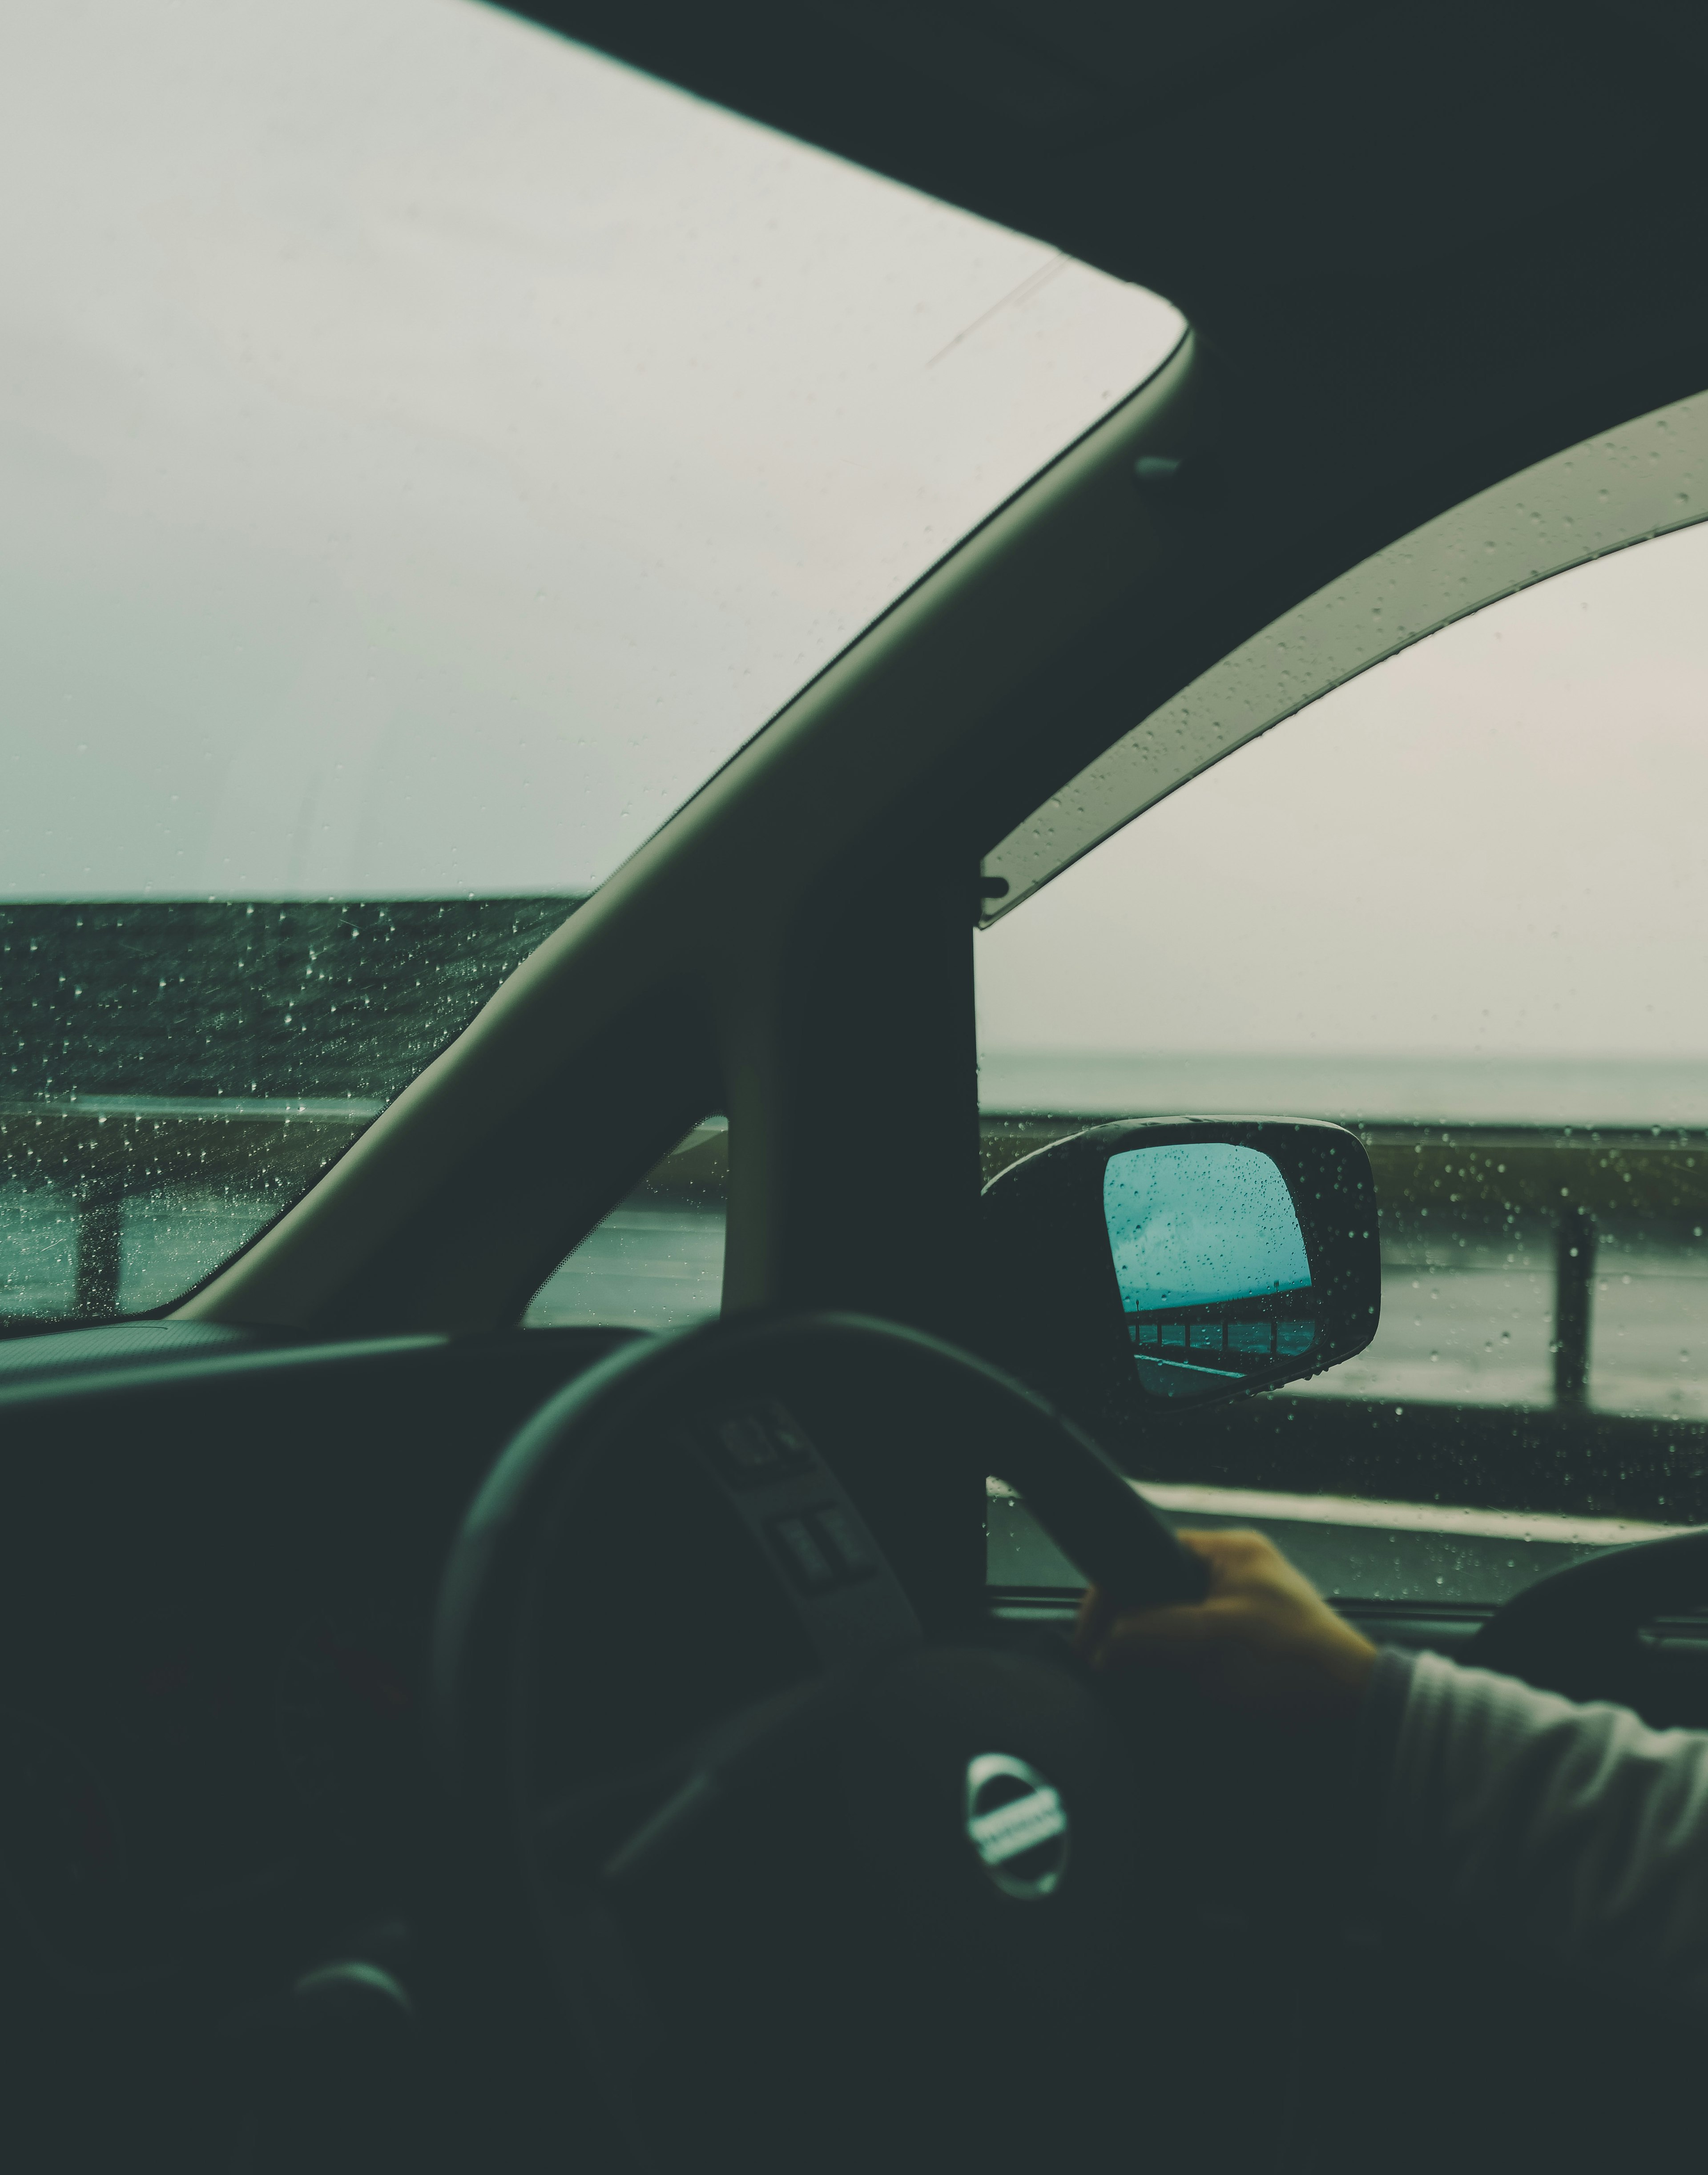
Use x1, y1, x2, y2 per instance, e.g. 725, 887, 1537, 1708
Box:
0, 0, 1176, 900
5, 0, 1705, 1075
976, 522, 1708, 1062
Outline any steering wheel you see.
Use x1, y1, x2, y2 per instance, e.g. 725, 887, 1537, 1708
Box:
1470, 1524, 1708, 1708
431, 1310, 1208, 2175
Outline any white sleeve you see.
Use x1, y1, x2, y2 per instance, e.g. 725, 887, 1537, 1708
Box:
1377, 1648, 1708, 2013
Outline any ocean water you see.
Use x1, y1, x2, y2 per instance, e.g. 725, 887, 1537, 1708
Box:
976, 1050, 1708, 1129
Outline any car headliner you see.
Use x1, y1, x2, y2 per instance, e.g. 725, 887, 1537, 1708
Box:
516, 1, 1708, 524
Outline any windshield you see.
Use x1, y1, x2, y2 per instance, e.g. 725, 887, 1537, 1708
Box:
1, 0, 1180, 1327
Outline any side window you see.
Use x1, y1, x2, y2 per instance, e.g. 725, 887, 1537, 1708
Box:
525, 1120, 727, 1333
978, 523, 1708, 1601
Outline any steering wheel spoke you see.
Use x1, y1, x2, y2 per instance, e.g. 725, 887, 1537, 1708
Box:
1472, 1523, 1708, 1704
531, 1673, 863, 1886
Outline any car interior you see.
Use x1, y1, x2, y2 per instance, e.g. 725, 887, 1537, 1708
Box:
6, 3, 1708, 2170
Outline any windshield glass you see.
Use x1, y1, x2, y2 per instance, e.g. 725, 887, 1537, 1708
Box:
1, 0, 1180, 1327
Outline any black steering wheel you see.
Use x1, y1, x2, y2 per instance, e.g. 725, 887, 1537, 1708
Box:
430, 1310, 1208, 2175
1470, 1523, 1708, 1709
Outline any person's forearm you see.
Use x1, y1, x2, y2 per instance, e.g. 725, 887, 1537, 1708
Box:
1369, 1649, 1708, 2012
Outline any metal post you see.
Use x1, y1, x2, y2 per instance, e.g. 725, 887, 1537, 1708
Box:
1553, 1204, 1596, 1407
73, 1184, 124, 1318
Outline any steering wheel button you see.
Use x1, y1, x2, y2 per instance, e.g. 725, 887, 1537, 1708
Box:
769, 1515, 837, 1591
709, 1405, 818, 1487
757, 1402, 815, 1465
714, 1413, 786, 1480
812, 1504, 875, 1579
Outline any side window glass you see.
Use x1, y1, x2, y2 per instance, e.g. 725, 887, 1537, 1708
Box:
525, 1120, 727, 1333
978, 524, 1708, 1601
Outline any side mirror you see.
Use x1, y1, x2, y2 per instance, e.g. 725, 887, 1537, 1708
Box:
979, 1118, 1381, 1449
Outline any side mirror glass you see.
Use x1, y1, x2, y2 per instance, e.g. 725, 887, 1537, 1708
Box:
980, 1118, 1380, 1448
1105, 1140, 1316, 1402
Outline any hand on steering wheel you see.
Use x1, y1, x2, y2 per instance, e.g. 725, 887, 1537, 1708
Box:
1078, 1528, 1377, 1728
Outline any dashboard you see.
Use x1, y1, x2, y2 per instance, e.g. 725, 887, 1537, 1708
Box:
0, 1325, 637, 1995
9, 1316, 1708, 2175
2, 1583, 428, 1987
0, 1316, 987, 2172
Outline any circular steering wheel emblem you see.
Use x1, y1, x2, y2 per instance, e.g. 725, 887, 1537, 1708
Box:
963, 1752, 1070, 1901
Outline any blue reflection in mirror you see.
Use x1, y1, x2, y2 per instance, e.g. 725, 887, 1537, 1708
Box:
1102, 1144, 1315, 1402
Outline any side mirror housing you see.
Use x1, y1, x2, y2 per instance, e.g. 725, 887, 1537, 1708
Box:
979, 1118, 1382, 1451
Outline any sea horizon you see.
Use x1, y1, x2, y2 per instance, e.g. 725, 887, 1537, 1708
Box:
976, 1050, 1708, 1129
